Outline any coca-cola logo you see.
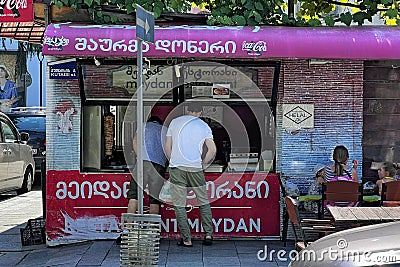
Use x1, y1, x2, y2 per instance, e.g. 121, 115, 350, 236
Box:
0, 0, 28, 11
242, 41, 267, 56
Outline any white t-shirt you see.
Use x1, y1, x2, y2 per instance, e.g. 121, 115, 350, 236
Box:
167, 115, 213, 168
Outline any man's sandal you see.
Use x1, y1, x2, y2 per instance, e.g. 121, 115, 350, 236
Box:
177, 238, 193, 247
202, 236, 213, 246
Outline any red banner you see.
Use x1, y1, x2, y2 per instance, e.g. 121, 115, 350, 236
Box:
0, 0, 33, 22
160, 173, 280, 239
46, 170, 280, 246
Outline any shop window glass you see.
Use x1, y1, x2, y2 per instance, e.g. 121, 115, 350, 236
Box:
182, 65, 274, 101
82, 64, 174, 102
1, 121, 17, 143
80, 61, 279, 173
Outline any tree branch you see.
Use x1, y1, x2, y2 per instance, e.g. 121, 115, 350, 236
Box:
325, 0, 388, 11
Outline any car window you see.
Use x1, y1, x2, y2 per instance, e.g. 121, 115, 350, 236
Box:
10, 116, 46, 133
1, 121, 17, 143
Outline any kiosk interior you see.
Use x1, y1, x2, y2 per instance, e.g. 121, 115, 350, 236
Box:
80, 61, 278, 174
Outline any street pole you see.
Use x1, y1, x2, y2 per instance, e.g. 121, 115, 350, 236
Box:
136, 4, 154, 216
137, 39, 144, 215
39, 56, 43, 107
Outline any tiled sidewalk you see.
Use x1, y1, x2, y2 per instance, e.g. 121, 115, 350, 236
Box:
159, 239, 292, 267
0, 190, 293, 266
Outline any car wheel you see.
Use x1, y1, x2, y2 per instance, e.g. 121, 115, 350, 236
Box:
17, 168, 33, 195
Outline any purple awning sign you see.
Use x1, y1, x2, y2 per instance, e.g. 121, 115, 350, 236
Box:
43, 23, 400, 60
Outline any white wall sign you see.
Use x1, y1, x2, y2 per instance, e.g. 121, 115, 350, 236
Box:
282, 104, 314, 129
110, 65, 173, 94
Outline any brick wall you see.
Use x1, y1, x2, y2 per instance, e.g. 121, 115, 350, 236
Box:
258, 67, 275, 97
276, 59, 364, 193
46, 56, 81, 171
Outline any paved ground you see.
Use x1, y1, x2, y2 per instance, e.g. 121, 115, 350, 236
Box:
0, 190, 292, 266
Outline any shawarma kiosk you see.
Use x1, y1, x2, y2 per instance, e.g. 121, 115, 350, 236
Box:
43, 23, 400, 246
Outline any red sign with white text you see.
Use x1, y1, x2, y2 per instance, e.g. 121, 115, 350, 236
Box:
46, 170, 280, 246
160, 172, 280, 239
0, 0, 33, 22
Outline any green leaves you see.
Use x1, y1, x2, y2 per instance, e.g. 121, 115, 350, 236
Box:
54, 2, 63, 8
244, 1, 254, 10
208, 0, 283, 26
126, 3, 135, 14
297, 0, 400, 26
254, 12, 262, 23
308, 18, 321, 26
340, 12, 353, 26
232, 15, 246, 25
255, 2, 264, 11
324, 15, 335, 27
386, 8, 399, 19
219, 6, 231, 15
353, 11, 367, 25
47, 0, 400, 27
381, 0, 393, 5
153, 2, 164, 18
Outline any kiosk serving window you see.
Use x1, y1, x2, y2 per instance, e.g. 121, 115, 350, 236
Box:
80, 63, 175, 172
79, 61, 280, 173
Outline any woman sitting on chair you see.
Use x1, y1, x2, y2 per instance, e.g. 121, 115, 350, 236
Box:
375, 162, 397, 196
324, 145, 360, 209
326, 145, 358, 183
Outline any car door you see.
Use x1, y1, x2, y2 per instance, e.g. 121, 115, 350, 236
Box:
1, 120, 23, 189
0, 122, 9, 191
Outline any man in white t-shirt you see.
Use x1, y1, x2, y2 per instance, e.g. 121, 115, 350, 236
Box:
165, 101, 216, 247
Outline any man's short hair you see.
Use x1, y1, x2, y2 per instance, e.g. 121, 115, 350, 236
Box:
147, 115, 162, 125
186, 102, 203, 113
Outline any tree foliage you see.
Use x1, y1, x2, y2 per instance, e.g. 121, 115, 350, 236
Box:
1, 39, 42, 79
206, 0, 284, 26
297, 0, 400, 26
50, 0, 400, 26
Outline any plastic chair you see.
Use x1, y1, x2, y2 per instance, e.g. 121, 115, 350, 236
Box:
381, 181, 400, 207
321, 180, 363, 218
284, 196, 336, 250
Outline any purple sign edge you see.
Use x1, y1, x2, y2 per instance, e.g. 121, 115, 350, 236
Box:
43, 23, 400, 60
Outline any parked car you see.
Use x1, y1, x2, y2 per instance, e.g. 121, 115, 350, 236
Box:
6, 107, 45, 179
289, 221, 400, 267
0, 112, 35, 194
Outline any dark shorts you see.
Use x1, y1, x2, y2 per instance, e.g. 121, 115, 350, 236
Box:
127, 161, 166, 205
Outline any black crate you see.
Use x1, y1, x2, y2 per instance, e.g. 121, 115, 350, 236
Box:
20, 218, 46, 246
28, 218, 46, 229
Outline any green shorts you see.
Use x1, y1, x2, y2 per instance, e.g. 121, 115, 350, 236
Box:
169, 167, 210, 207
127, 161, 166, 205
